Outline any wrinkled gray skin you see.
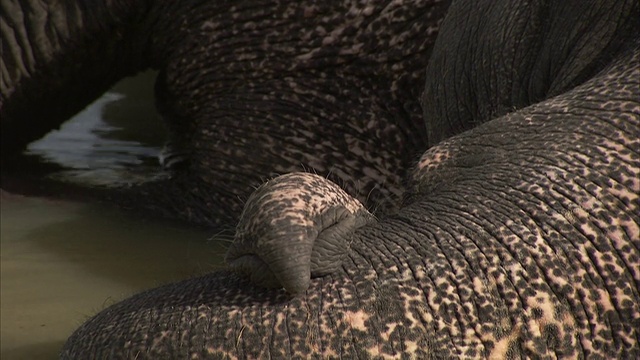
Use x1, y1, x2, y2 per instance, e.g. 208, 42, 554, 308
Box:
2, 0, 639, 358
226, 172, 374, 295
1, 0, 452, 225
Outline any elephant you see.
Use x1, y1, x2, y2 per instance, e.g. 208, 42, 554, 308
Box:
2, 0, 639, 358
1, 0, 452, 226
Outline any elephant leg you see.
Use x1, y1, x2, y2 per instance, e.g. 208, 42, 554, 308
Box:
140, 74, 419, 226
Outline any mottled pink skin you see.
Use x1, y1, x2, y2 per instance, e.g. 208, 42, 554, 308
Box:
226, 172, 373, 294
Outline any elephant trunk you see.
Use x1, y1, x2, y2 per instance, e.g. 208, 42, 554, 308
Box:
225, 172, 374, 295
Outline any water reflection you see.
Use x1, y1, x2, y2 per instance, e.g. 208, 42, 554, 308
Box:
25, 71, 168, 187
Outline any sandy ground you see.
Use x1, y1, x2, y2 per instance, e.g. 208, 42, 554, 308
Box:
0, 192, 226, 359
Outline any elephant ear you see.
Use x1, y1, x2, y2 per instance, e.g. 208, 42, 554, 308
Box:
225, 173, 374, 295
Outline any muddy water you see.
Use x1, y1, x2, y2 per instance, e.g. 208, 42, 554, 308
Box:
0, 73, 228, 359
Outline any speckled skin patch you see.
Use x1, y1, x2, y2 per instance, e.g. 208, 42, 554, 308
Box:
226, 172, 374, 294
1, 0, 451, 227
148, 0, 451, 226
61, 36, 639, 360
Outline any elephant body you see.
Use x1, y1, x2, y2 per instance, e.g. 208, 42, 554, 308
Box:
61, 38, 640, 358
2, 0, 451, 225
1, 0, 638, 358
